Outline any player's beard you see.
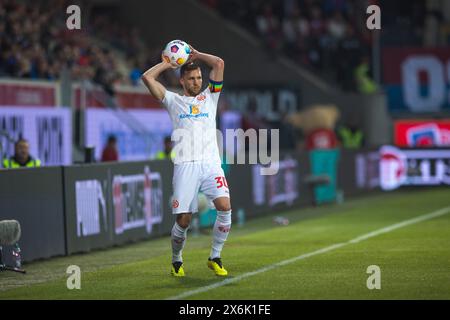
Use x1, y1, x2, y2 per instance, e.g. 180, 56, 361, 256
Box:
186, 85, 201, 97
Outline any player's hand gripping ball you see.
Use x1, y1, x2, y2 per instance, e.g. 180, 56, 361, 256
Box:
162, 40, 191, 68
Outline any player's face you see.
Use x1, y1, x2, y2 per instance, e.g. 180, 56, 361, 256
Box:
181, 68, 202, 96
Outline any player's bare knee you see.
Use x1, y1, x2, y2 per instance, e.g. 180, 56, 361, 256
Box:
215, 201, 231, 212
176, 213, 192, 229
217, 205, 231, 212
177, 219, 190, 229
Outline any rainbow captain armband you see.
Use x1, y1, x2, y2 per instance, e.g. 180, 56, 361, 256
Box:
208, 79, 223, 93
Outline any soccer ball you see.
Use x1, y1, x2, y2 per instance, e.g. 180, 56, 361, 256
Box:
162, 40, 191, 68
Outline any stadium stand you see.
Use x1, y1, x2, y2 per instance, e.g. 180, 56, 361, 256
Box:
200, 0, 450, 92
1, 2, 450, 304
200, 0, 373, 91
0, 0, 178, 93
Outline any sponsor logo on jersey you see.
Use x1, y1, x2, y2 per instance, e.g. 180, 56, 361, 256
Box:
179, 104, 209, 119
190, 105, 200, 115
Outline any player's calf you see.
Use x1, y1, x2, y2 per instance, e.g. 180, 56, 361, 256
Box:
209, 209, 231, 277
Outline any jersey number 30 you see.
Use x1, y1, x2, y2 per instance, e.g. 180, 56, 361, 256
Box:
215, 176, 228, 189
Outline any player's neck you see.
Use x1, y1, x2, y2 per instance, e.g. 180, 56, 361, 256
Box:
183, 91, 196, 97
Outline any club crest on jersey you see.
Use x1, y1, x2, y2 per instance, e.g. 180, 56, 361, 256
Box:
197, 94, 206, 101
179, 104, 209, 119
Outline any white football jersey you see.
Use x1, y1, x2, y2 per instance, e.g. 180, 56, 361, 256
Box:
162, 83, 222, 164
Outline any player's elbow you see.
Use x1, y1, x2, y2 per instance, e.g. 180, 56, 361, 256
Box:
141, 71, 156, 82
214, 58, 224, 70
141, 74, 154, 87
141, 73, 150, 83
140, 74, 147, 85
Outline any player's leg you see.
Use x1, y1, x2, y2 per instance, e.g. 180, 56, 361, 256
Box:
170, 163, 200, 277
171, 212, 192, 277
210, 196, 232, 259
207, 196, 231, 276
200, 166, 232, 276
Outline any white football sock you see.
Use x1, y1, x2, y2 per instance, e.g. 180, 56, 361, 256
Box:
210, 210, 232, 259
171, 222, 188, 263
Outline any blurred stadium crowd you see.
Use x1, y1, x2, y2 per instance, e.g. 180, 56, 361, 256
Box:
1, 0, 449, 94
1, 1, 449, 295
201, 0, 450, 91
0, 0, 449, 164
0, 0, 178, 94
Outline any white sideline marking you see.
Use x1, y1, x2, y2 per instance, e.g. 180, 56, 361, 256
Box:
166, 206, 450, 300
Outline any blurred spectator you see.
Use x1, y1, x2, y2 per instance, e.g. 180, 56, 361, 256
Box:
337, 123, 364, 149
200, 0, 368, 90
256, 3, 283, 53
201, 0, 450, 93
336, 25, 362, 91
101, 135, 119, 162
323, 0, 348, 16
327, 11, 346, 41
271, 113, 298, 150
0, 0, 177, 94
129, 58, 143, 86
242, 97, 268, 132
2, 139, 41, 168
354, 55, 378, 94
155, 136, 175, 160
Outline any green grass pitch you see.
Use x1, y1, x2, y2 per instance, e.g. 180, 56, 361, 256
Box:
0, 188, 449, 299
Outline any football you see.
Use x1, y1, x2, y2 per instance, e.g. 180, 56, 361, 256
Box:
162, 40, 191, 67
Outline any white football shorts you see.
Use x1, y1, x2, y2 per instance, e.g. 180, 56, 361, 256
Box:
171, 161, 230, 214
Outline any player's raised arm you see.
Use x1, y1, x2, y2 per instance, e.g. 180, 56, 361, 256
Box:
141, 57, 175, 101
189, 46, 224, 82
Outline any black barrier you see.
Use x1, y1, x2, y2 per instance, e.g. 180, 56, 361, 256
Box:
227, 152, 314, 220
0, 166, 66, 264
63, 160, 174, 254
338, 148, 381, 197
0, 148, 398, 263
109, 160, 174, 245
63, 163, 112, 254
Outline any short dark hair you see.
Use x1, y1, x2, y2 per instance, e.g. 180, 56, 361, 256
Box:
15, 138, 28, 148
107, 135, 117, 143
180, 62, 200, 77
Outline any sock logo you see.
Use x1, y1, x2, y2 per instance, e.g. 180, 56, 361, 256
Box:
218, 225, 231, 233
172, 199, 179, 208
173, 237, 185, 244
